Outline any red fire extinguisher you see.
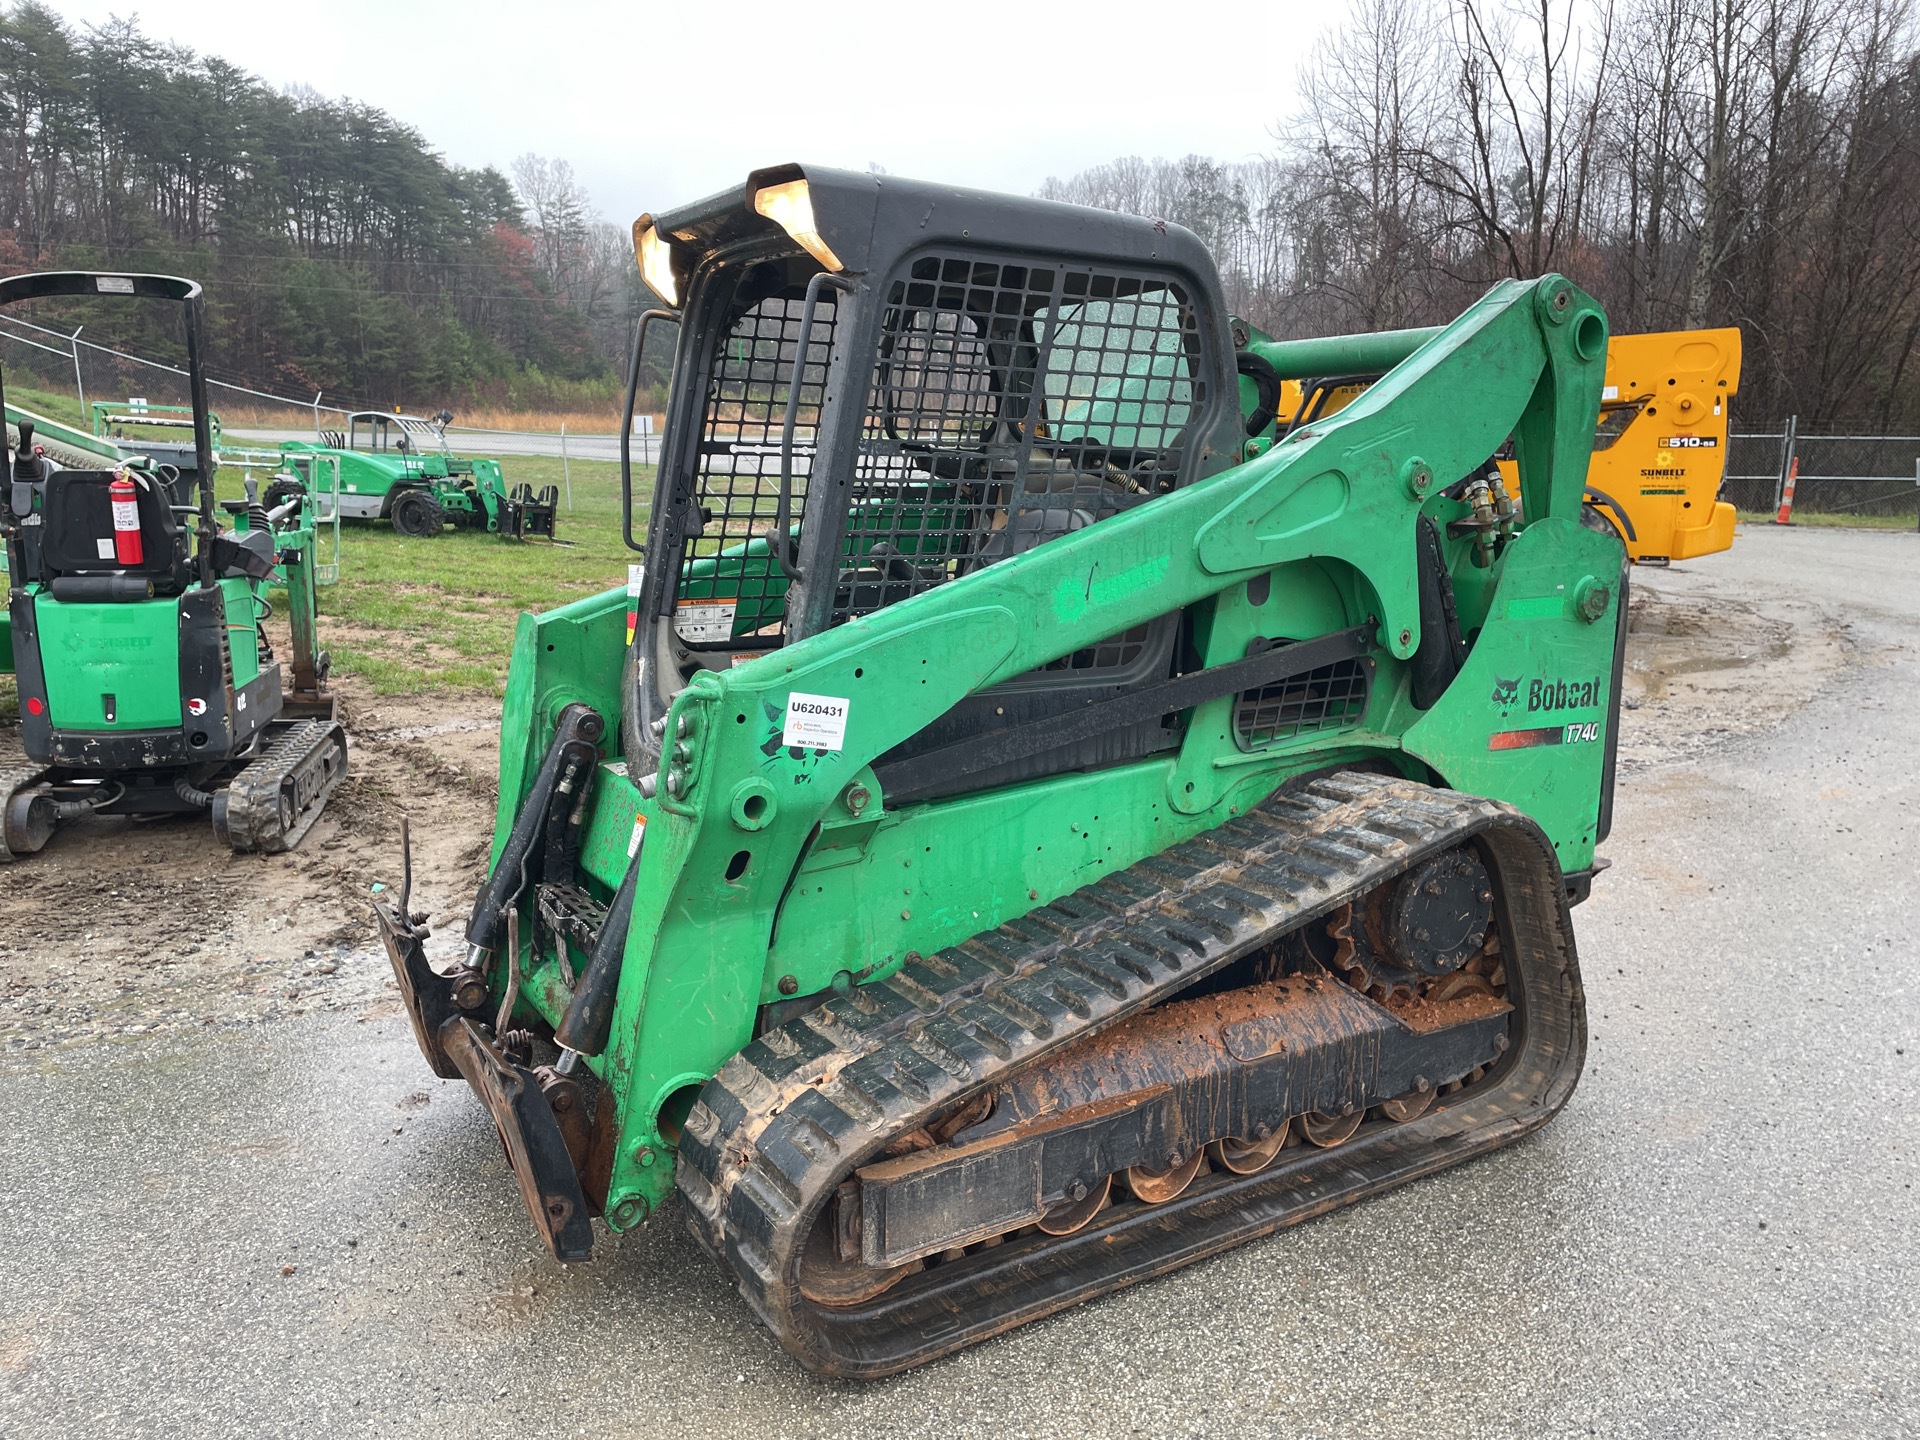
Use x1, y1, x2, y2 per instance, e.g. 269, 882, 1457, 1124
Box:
109, 470, 143, 566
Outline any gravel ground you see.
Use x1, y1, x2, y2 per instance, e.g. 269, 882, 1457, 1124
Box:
1, 525, 1915, 1438
0, 684, 500, 1052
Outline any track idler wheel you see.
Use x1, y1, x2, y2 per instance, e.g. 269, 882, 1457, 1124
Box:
1122, 1148, 1206, 1203
1207, 1121, 1291, 1175
2, 786, 57, 858
798, 1219, 922, 1308
1037, 1174, 1111, 1236
1299, 1107, 1364, 1147
1377, 1085, 1437, 1123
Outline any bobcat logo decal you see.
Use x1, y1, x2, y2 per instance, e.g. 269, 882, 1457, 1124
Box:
1490, 676, 1521, 715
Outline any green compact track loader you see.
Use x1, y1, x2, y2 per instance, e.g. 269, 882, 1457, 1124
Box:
376, 166, 1624, 1377
0, 272, 347, 858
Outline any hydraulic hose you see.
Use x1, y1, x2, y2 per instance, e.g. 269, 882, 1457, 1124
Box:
1235, 351, 1283, 437
52, 781, 125, 819
174, 775, 216, 809
464, 703, 604, 958
553, 850, 641, 1059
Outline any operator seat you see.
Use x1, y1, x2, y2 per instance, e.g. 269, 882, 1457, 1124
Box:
35, 468, 191, 596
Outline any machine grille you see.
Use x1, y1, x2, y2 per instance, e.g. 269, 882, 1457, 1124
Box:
1235, 654, 1371, 746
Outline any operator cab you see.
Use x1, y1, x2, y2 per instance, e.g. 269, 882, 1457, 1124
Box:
29, 459, 191, 600
624, 166, 1249, 792
346, 412, 446, 457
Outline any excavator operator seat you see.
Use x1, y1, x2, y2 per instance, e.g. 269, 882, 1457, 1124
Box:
34, 468, 188, 594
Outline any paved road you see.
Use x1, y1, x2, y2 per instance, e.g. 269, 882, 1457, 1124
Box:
224, 428, 661, 464
2, 527, 1916, 1438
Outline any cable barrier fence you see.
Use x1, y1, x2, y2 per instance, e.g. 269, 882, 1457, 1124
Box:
0, 316, 662, 487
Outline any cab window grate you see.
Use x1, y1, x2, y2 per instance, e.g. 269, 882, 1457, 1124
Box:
833, 249, 1206, 675
676, 288, 840, 647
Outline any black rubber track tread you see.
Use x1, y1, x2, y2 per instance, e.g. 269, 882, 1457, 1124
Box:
221, 718, 349, 853
676, 772, 1587, 1378
0, 765, 50, 862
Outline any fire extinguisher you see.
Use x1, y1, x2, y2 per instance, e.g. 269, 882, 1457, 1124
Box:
109, 470, 143, 566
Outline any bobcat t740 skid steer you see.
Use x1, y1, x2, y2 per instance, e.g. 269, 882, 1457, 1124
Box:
376, 165, 1622, 1377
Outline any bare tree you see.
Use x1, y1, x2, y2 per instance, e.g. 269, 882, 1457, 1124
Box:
1037, 0, 1920, 428
511, 152, 590, 288
1287, 0, 1450, 328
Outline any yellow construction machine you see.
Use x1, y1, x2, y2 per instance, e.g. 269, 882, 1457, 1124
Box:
1270, 327, 1743, 564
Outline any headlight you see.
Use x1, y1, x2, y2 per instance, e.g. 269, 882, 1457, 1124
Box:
752, 179, 843, 273
635, 221, 679, 307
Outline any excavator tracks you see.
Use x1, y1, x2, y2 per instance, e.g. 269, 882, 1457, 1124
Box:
0, 764, 52, 861
214, 717, 349, 853
677, 772, 1587, 1378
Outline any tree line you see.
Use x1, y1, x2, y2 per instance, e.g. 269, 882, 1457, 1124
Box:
0, 3, 648, 413
1040, 0, 1920, 431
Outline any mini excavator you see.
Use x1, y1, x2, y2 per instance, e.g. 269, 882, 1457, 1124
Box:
0, 272, 345, 858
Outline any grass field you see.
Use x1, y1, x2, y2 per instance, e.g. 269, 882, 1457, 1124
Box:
6, 383, 89, 428
1737, 508, 1916, 531
247, 453, 651, 695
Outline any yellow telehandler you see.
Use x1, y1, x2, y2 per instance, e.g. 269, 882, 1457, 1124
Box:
1270, 326, 1743, 563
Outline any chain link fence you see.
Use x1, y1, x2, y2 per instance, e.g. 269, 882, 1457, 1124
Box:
1725, 421, 1919, 525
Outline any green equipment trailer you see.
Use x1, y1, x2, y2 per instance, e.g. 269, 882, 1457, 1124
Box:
375, 166, 1624, 1377
0, 272, 347, 858
274, 411, 558, 540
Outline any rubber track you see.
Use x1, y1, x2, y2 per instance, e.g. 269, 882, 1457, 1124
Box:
221, 718, 348, 852
0, 765, 48, 861
676, 772, 1587, 1377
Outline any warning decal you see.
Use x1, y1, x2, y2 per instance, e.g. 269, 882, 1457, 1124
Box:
783, 692, 850, 751
675, 597, 737, 643
625, 564, 644, 645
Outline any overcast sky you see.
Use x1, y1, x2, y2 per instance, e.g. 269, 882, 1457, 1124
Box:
50, 0, 1351, 226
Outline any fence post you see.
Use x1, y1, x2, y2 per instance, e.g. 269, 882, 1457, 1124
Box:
1773, 415, 1798, 512
561, 421, 573, 513
70, 325, 85, 420
312, 391, 323, 440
